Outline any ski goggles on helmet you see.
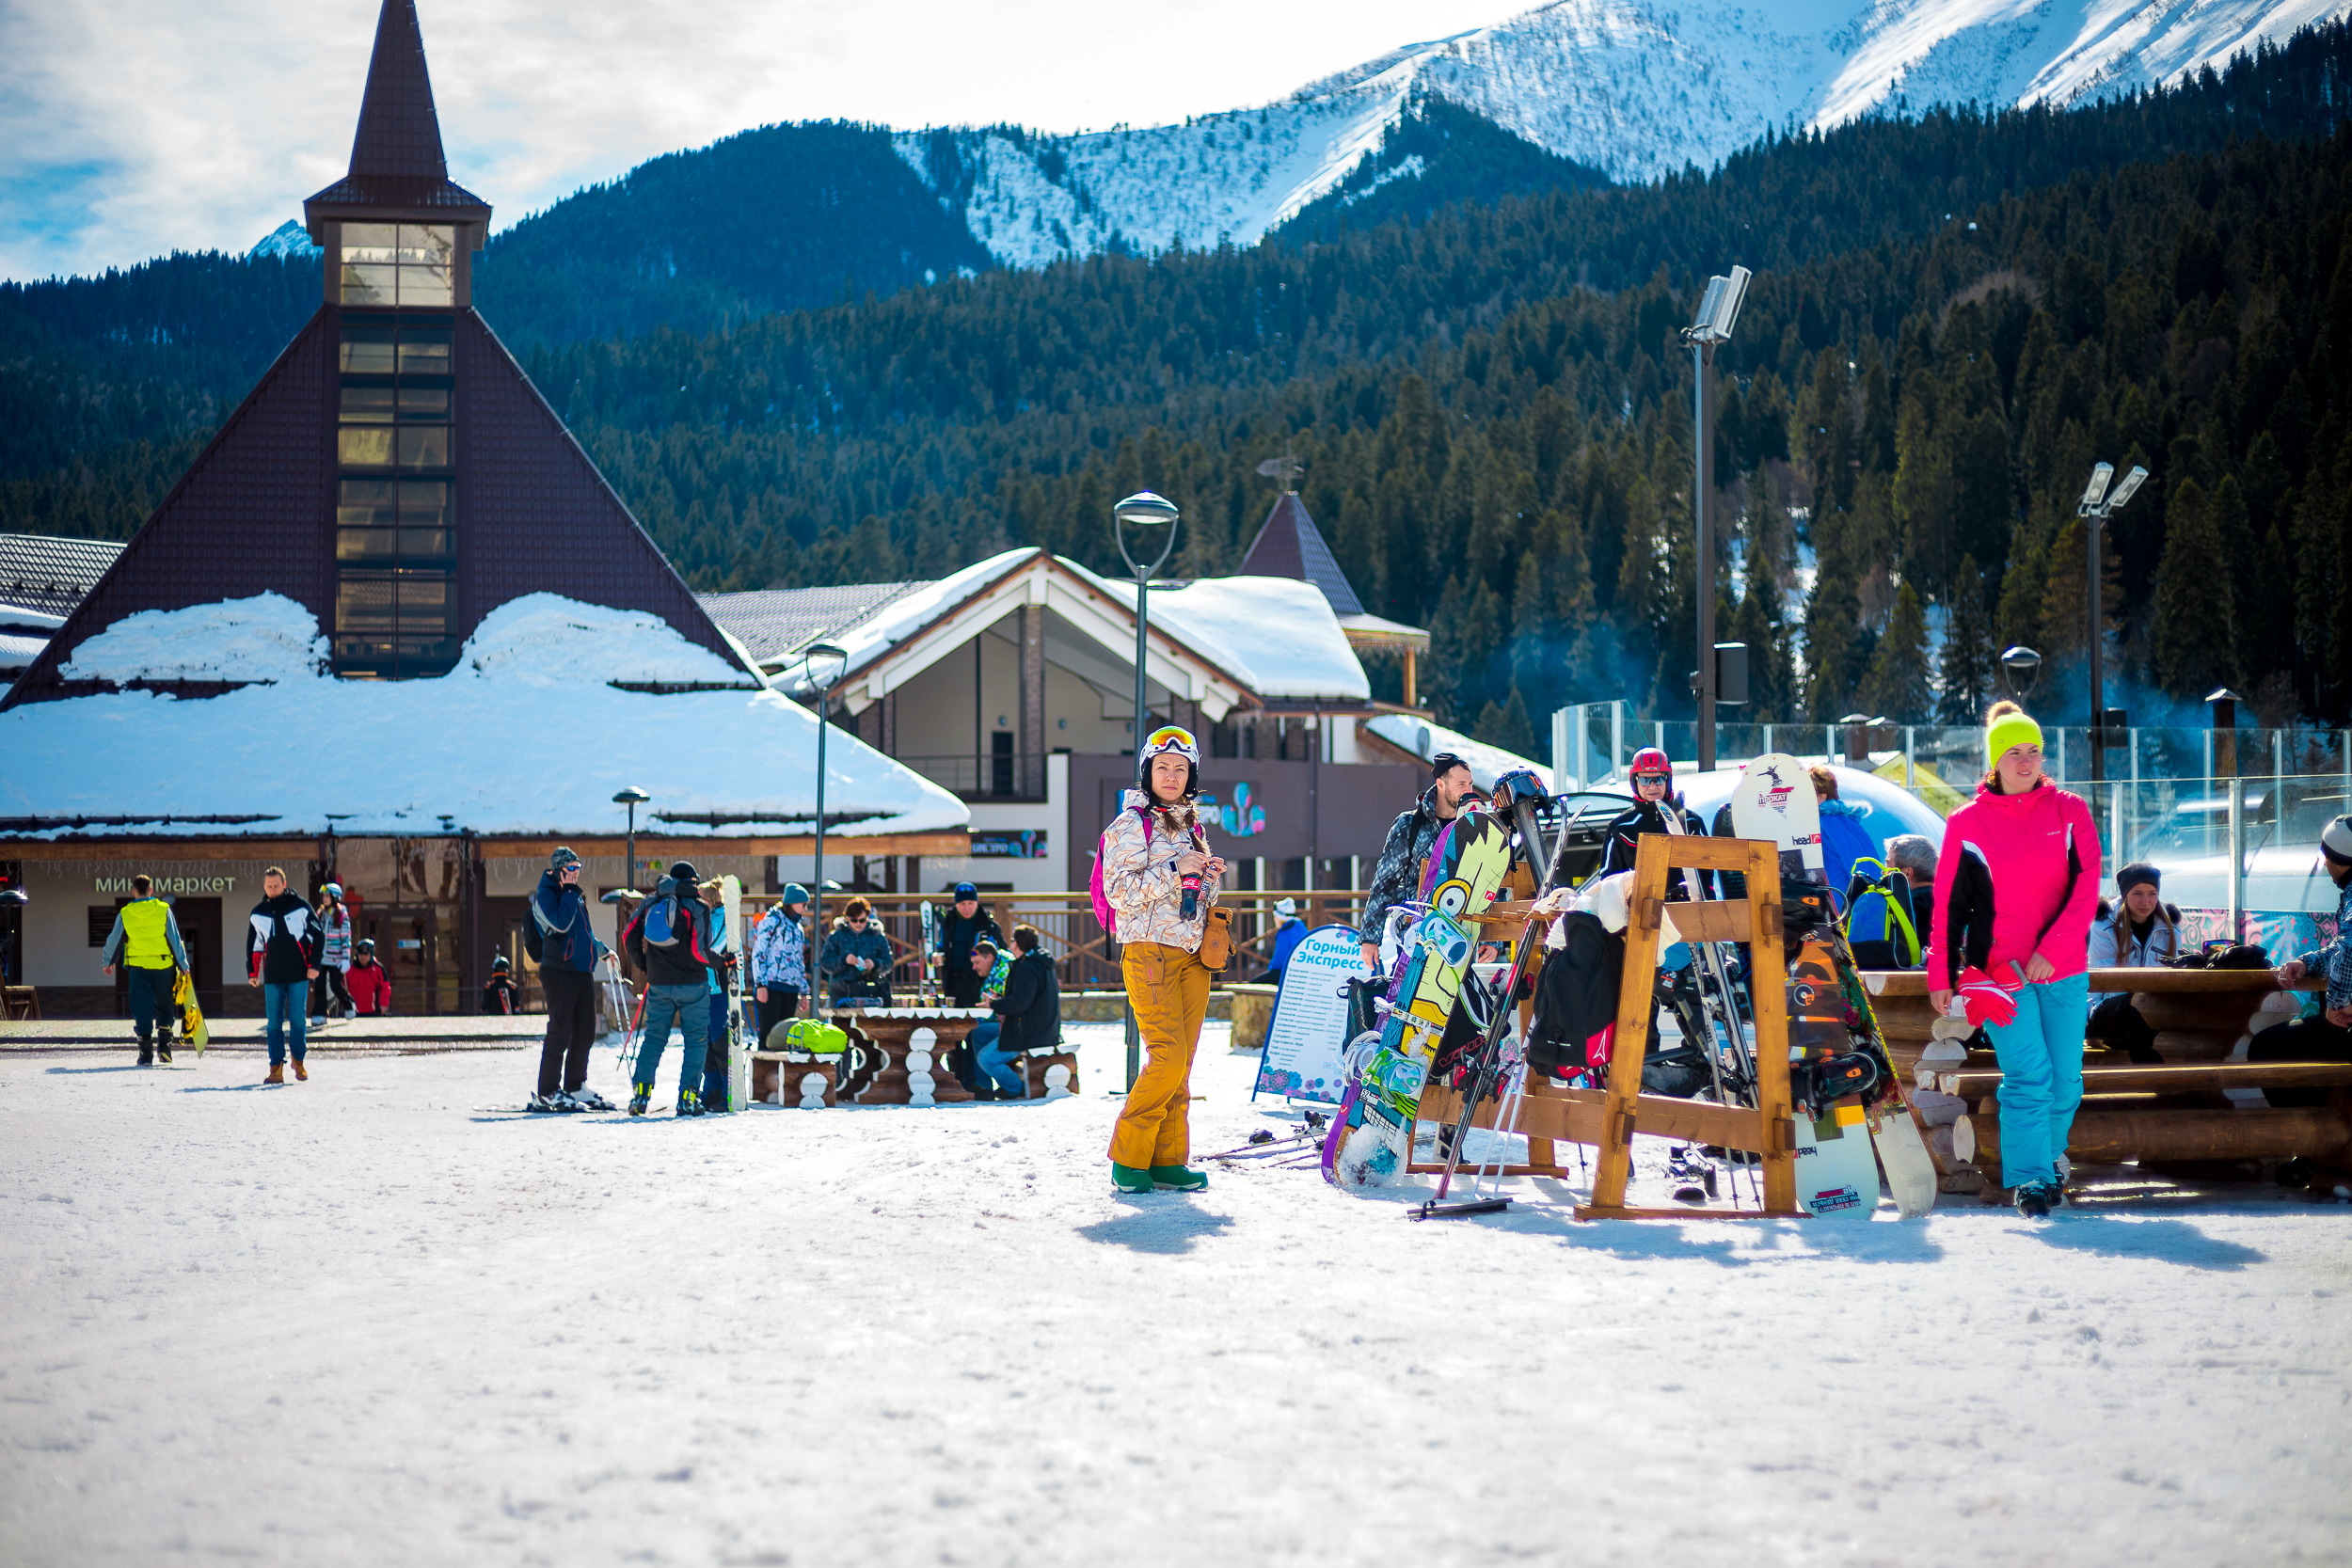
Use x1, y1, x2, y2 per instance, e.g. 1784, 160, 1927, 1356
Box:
1139, 725, 1200, 767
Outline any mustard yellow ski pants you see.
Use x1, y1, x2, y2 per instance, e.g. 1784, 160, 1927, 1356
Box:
1108, 941, 1213, 1168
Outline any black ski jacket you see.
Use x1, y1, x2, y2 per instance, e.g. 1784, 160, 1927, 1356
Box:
246, 892, 319, 985
991, 949, 1062, 1054
1362, 785, 1454, 946
623, 875, 717, 989
1597, 798, 1714, 899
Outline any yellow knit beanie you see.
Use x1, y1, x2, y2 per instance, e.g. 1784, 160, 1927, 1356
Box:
1985, 705, 2042, 769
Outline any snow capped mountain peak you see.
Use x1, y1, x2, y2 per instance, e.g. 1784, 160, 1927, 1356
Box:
247, 219, 322, 261
901, 0, 2349, 267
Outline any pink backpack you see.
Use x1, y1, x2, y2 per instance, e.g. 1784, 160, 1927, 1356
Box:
1089, 802, 1203, 937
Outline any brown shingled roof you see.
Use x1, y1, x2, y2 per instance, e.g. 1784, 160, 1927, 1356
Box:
1237, 490, 1364, 617
304, 0, 489, 224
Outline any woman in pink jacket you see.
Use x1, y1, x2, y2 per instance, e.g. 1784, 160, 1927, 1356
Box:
1922, 701, 2102, 1217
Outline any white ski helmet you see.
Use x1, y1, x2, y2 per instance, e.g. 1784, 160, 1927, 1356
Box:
1137, 724, 1200, 798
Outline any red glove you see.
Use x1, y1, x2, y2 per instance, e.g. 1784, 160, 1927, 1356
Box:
1956, 966, 2019, 1030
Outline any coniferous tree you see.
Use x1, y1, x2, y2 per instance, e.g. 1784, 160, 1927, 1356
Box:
1860, 580, 1933, 721
2151, 479, 2238, 697
1936, 555, 1996, 722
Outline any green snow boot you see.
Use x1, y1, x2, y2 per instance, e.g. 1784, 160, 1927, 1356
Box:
676, 1087, 703, 1117
628, 1085, 652, 1117
1110, 1163, 1155, 1195
1151, 1165, 1209, 1192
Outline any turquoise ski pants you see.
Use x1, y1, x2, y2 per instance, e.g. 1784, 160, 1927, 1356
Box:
1986, 971, 2089, 1190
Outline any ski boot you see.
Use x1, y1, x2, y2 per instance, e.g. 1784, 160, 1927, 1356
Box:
137, 1039, 154, 1067
2013, 1180, 2057, 1219
527, 1093, 564, 1113
1666, 1146, 1717, 1202
564, 1088, 614, 1112
675, 1087, 703, 1117
1151, 1165, 1209, 1192
701, 1074, 728, 1114
157, 1041, 173, 1065
1110, 1163, 1155, 1195
628, 1085, 652, 1117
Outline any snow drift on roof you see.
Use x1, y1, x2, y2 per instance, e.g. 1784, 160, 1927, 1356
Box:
1363, 713, 1546, 791
2, 595, 966, 840
771, 547, 1035, 695
1058, 564, 1369, 702
62, 593, 329, 685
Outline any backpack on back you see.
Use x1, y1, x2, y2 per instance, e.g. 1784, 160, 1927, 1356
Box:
642, 894, 686, 948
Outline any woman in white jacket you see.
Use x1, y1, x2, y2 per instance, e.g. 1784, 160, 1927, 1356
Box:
2085, 862, 2178, 1063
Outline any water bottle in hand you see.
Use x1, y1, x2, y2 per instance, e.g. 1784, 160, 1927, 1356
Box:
1180, 873, 1200, 920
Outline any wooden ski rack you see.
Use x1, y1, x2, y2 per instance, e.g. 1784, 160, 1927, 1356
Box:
1574, 833, 1802, 1220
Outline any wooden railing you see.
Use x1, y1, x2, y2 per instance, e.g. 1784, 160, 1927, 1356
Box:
796, 891, 1367, 991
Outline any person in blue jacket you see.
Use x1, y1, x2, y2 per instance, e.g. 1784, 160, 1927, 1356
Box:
528, 847, 613, 1112
1808, 765, 1881, 913
1266, 897, 1309, 985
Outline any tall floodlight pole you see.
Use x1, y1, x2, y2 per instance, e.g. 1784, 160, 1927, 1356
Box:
2078, 462, 2148, 847
612, 786, 650, 892
1683, 265, 1751, 773
799, 642, 850, 1008
1113, 490, 1180, 1092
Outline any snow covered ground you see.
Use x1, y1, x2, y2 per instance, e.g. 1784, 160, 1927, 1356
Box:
5, 1023, 2349, 1565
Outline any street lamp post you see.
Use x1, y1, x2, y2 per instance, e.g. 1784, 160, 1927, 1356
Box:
798, 641, 850, 1011
1112, 490, 1180, 1092
612, 786, 651, 893
2078, 462, 2148, 847
1682, 265, 1751, 773
2000, 645, 2043, 704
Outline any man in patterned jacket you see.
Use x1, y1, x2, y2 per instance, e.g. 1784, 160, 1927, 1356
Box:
1359, 752, 1477, 973
2252, 815, 2352, 1124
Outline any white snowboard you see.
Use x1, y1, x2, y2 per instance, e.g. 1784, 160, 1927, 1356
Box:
1791, 1105, 1880, 1219
1726, 752, 1823, 881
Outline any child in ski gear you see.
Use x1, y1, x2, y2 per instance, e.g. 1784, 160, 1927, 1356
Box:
2253, 816, 2352, 1106
100, 874, 190, 1064
820, 897, 894, 1008
622, 861, 719, 1115
1597, 749, 1713, 895
1361, 752, 1478, 972
530, 847, 611, 1109
2083, 863, 2180, 1063
1105, 726, 1225, 1191
932, 882, 1003, 1006
347, 938, 391, 1015
1922, 703, 2101, 1216
312, 882, 355, 1018
1266, 896, 1307, 984
247, 866, 320, 1082
752, 886, 809, 1046
483, 955, 523, 1015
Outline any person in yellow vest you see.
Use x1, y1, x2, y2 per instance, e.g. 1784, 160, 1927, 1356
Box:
100, 874, 191, 1066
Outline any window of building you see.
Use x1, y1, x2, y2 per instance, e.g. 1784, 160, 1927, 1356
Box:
337, 224, 456, 308
334, 314, 456, 679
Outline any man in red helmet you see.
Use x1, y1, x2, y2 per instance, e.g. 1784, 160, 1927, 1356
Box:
1598, 748, 1711, 895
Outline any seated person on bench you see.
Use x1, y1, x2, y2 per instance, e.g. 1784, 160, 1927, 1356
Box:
966, 927, 1058, 1101
2083, 863, 2179, 1063
2253, 815, 2352, 1106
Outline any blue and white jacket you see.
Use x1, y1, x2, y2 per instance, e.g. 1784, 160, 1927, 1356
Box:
752, 905, 808, 991
2318, 879, 2352, 1011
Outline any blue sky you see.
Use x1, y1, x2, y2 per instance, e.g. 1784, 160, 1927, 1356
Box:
0, 0, 1512, 282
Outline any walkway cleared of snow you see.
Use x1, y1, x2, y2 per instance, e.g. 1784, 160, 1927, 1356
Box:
4, 1024, 2347, 1565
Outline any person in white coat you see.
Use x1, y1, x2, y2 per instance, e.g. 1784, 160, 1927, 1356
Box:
2084, 863, 2179, 1063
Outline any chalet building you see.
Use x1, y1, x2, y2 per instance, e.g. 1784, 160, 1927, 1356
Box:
0, 0, 964, 1015
701, 503, 1435, 899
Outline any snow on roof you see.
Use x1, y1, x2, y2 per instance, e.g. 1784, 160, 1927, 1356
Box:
1, 594, 968, 840
1057, 563, 1369, 702
770, 547, 1036, 696
1363, 713, 1546, 792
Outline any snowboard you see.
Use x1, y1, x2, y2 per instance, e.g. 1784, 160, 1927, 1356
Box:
1727, 752, 1823, 881
1325, 810, 1515, 1189
1787, 935, 1882, 1220
1823, 930, 1940, 1217
171, 967, 209, 1055
722, 875, 749, 1112
921, 901, 938, 1006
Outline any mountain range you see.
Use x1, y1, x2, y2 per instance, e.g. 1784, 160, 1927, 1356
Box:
236, 0, 2349, 343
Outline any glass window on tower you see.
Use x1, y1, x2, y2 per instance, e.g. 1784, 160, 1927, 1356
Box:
335, 315, 458, 679
338, 224, 456, 308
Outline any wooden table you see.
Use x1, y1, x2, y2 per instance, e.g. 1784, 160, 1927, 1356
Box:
828, 1008, 1082, 1104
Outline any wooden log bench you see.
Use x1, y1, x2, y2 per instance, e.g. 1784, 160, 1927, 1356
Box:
825, 1009, 1081, 1105
752, 1050, 839, 1108
1861, 968, 2347, 1182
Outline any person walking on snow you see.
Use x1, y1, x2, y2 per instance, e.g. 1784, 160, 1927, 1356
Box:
1922, 702, 2102, 1219
247, 866, 321, 1084
932, 882, 1003, 1006
1361, 752, 1479, 973
1104, 726, 1226, 1194
346, 938, 392, 1015
752, 886, 810, 1046
313, 882, 355, 1019
621, 861, 719, 1117
529, 847, 612, 1112
100, 874, 189, 1065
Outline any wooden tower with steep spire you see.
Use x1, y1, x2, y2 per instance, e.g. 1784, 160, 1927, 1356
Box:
5, 0, 751, 706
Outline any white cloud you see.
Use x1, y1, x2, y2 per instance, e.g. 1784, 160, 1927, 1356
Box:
0, 0, 1514, 281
